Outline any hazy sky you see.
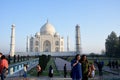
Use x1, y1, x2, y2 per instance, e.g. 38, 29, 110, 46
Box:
0, 0, 120, 54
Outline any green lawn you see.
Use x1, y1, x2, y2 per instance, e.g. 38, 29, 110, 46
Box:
28, 58, 60, 77
42, 58, 60, 76
65, 56, 120, 66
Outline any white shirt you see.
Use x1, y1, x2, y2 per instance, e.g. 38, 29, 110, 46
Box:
24, 66, 27, 72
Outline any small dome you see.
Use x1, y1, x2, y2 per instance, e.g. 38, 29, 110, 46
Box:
35, 32, 40, 38
54, 32, 60, 37
35, 32, 40, 36
40, 21, 56, 35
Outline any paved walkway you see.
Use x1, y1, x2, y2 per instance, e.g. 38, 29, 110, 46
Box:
103, 66, 120, 75
54, 58, 71, 71
6, 75, 120, 80
6, 76, 72, 80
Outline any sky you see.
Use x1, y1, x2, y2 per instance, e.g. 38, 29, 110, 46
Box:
0, 0, 120, 54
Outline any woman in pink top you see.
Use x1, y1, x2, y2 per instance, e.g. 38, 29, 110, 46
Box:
0, 55, 8, 80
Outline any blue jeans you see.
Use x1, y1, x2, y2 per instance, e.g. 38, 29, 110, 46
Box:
1, 72, 5, 80
23, 72, 27, 78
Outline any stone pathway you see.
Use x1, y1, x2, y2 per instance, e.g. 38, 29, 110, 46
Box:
54, 58, 71, 71
6, 76, 72, 80
103, 66, 120, 75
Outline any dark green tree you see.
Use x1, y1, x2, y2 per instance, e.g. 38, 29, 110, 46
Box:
48, 55, 51, 62
27, 55, 29, 60
116, 36, 120, 56
38, 55, 51, 73
105, 31, 119, 57
89, 53, 95, 59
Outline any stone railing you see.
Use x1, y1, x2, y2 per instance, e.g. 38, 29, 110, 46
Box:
8, 58, 39, 77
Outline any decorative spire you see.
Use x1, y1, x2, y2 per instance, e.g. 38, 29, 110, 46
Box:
12, 24, 15, 27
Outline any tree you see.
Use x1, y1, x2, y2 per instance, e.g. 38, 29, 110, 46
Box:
116, 36, 120, 57
39, 55, 51, 73
27, 55, 29, 60
101, 49, 105, 55
105, 31, 119, 57
89, 53, 95, 59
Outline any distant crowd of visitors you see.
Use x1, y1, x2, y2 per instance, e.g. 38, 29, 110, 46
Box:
94, 60, 104, 80
108, 60, 119, 69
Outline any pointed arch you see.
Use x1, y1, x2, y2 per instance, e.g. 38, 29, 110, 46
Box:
43, 40, 51, 52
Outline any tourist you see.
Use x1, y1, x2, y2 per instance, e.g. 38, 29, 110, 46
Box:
108, 60, 112, 69
91, 63, 96, 78
97, 61, 104, 80
36, 64, 41, 77
88, 63, 96, 78
115, 60, 119, 69
64, 63, 67, 78
80, 55, 89, 80
48, 65, 53, 78
71, 54, 82, 80
0, 52, 2, 59
0, 55, 9, 80
23, 64, 28, 80
112, 61, 115, 69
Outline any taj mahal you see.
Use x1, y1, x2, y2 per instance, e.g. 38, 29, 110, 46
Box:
10, 20, 81, 56
27, 20, 64, 52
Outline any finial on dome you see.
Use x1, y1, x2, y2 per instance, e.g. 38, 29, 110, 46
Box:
12, 24, 15, 27
76, 24, 80, 28
76, 24, 79, 26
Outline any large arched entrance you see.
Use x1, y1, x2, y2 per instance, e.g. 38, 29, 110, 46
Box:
43, 40, 51, 52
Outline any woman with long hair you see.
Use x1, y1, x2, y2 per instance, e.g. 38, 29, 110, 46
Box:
23, 64, 28, 80
80, 55, 89, 80
71, 54, 82, 80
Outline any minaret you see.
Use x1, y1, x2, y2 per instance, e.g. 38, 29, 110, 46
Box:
76, 24, 81, 54
26, 36, 29, 52
67, 36, 70, 52
10, 24, 15, 56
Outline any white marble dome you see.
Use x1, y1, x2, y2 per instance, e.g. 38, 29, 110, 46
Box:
35, 32, 40, 36
54, 32, 60, 37
40, 21, 56, 35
